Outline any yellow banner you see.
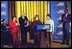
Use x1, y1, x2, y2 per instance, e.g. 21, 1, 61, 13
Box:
15, 1, 49, 23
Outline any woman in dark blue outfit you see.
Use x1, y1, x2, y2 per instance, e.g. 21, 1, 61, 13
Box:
1, 19, 13, 48
31, 15, 42, 48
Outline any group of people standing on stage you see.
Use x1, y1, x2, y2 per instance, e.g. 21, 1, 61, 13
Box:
1, 9, 71, 48
1, 13, 53, 48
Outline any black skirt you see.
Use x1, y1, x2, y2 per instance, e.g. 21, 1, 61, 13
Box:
1, 30, 13, 45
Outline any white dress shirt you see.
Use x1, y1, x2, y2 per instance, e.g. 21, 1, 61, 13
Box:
44, 19, 54, 33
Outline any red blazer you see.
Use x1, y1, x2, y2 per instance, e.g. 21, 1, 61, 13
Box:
9, 20, 19, 34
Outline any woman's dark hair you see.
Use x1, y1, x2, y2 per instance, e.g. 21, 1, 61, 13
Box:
35, 15, 39, 17
46, 14, 51, 18
12, 16, 16, 19
1, 19, 5, 22
33, 15, 39, 21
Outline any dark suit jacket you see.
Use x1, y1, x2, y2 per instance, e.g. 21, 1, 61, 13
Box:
62, 13, 71, 31
19, 16, 28, 30
31, 20, 42, 33
62, 13, 71, 23
1, 23, 8, 31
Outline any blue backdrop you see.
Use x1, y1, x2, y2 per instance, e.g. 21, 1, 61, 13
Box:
1, 1, 8, 24
50, 1, 66, 40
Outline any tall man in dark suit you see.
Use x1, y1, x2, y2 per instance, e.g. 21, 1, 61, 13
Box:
61, 9, 71, 45
19, 13, 29, 47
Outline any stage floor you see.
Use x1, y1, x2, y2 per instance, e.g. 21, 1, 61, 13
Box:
1, 40, 70, 48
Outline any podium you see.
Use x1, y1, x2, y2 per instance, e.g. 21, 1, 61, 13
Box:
36, 24, 51, 47
36, 24, 51, 31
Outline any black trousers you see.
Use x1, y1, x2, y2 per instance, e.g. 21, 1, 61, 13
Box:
34, 33, 41, 48
21, 29, 27, 45
62, 29, 69, 44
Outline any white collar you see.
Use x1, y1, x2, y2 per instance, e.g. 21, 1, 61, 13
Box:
22, 16, 25, 19
65, 13, 68, 17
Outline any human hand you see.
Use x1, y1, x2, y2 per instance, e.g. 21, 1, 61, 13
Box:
16, 23, 20, 26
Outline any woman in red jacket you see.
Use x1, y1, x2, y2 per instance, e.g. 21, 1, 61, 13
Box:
9, 17, 19, 47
